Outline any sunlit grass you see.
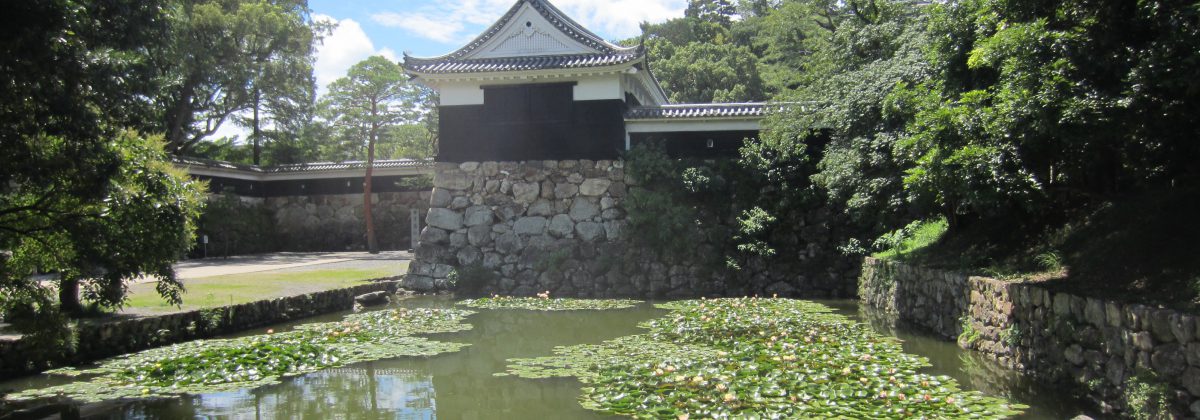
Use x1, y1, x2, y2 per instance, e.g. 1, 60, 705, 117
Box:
124, 267, 400, 313
873, 218, 949, 261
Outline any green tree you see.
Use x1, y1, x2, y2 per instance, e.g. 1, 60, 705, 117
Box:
157, 0, 322, 157
51, 132, 205, 314
1, 0, 205, 325
899, 0, 1200, 228
686, 0, 737, 28
319, 56, 431, 252
752, 0, 929, 239
653, 42, 767, 103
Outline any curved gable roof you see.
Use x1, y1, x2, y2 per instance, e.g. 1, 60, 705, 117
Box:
402, 0, 644, 75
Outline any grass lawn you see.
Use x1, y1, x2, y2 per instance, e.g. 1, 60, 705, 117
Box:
123, 267, 397, 314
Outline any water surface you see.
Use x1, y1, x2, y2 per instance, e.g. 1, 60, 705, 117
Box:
2, 296, 1089, 419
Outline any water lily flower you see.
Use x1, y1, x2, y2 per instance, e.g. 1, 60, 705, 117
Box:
722, 393, 737, 403
716, 383, 727, 392
266, 329, 274, 334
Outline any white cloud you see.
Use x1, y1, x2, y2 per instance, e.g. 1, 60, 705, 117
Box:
372, 12, 465, 44
371, 0, 684, 45
313, 14, 396, 93
557, 0, 684, 38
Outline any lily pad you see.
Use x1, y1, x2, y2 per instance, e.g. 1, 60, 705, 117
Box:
458, 296, 642, 311
505, 297, 1027, 419
5, 307, 474, 404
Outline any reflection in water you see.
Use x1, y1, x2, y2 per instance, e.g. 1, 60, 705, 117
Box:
4, 297, 1090, 419
74, 297, 659, 419
837, 301, 1092, 420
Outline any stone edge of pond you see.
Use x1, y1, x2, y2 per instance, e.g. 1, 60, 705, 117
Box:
456, 297, 643, 311
859, 256, 1197, 418
0, 279, 407, 378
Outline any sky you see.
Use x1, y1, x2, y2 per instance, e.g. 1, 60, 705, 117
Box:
212, 0, 686, 141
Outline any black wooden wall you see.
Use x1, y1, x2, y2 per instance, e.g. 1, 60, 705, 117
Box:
438, 83, 627, 162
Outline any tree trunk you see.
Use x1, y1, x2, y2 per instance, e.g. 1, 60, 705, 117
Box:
166, 74, 201, 154
252, 87, 262, 165
364, 125, 379, 254
59, 276, 83, 316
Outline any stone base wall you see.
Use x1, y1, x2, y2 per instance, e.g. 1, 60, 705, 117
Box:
404, 160, 859, 298
859, 257, 1200, 417
0, 281, 400, 378
265, 191, 429, 252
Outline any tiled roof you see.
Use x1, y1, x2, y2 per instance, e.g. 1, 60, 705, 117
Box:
402, 0, 641, 75
265, 160, 431, 173
173, 156, 432, 173
173, 156, 263, 172
625, 103, 769, 120
404, 52, 643, 74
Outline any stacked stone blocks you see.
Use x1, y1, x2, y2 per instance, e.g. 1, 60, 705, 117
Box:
860, 257, 1200, 416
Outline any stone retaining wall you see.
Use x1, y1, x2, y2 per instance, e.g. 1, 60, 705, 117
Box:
0, 281, 400, 378
860, 257, 1200, 417
405, 160, 858, 299
266, 191, 429, 251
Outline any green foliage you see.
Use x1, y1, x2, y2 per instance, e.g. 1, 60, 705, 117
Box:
872, 217, 948, 261
999, 325, 1020, 347
1124, 371, 1173, 420
504, 297, 1025, 418
623, 143, 704, 259
957, 316, 981, 346
447, 264, 497, 296
1033, 251, 1063, 272
637, 0, 767, 103
2, 131, 205, 317
732, 207, 776, 259
653, 42, 766, 103
158, 0, 325, 156
392, 175, 434, 190
457, 297, 642, 311
1, 0, 179, 323
6, 307, 473, 403
317, 56, 436, 161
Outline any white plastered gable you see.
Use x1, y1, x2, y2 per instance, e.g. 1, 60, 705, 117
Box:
469, 3, 599, 59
